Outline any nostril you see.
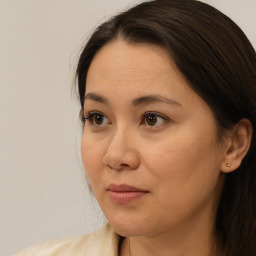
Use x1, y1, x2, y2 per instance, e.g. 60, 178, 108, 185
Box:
121, 163, 129, 167
103, 147, 140, 171
106, 163, 132, 171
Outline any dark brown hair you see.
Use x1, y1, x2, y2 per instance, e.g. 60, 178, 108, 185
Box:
76, 0, 256, 255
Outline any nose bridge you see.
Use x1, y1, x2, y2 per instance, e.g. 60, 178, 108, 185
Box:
111, 122, 131, 148
103, 123, 139, 170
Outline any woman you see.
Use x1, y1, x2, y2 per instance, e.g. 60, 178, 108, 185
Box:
15, 0, 256, 255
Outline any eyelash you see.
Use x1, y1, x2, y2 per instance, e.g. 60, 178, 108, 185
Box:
83, 111, 108, 125
83, 111, 169, 127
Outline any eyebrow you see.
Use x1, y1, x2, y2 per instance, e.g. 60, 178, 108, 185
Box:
132, 95, 182, 107
83, 92, 182, 108
84, 93, 108, 104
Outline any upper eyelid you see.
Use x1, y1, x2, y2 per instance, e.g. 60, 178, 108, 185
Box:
83, 110, 105, 120
84, 110, 168, 117
143, 111, 165, 116
143, 111, 169, 120
84, 110, 106, 117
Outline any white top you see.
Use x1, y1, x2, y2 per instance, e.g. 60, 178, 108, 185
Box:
14, 223, 120, 256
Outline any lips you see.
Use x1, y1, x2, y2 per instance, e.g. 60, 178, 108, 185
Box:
107, 184, 147, 192
107, 184, 149, 204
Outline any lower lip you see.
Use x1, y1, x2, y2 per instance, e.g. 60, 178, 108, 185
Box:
108, 191, 148, 204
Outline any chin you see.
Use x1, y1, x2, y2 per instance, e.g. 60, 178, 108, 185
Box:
111, 222, 146, 237
106, 212, 153, 237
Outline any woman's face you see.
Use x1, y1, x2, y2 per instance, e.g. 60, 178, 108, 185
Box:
81, 40, 227, 238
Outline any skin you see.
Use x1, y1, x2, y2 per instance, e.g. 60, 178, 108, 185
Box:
81, 40, 238, 256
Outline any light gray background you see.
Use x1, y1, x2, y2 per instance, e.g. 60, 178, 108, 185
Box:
0, 0, 255, 255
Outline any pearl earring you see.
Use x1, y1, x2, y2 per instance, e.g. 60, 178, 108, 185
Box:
226, 162, 231, 167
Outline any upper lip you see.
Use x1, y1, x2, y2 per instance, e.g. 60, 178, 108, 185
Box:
107, 184, 148, 192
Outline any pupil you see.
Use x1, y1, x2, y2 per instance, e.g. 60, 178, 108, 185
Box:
147, 115, 157, 125
95, 114, 103, 124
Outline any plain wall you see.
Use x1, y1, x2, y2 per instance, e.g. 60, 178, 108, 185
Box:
0, 0, 255, 255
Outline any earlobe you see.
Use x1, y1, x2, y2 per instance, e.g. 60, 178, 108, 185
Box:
221, 119, 253, 173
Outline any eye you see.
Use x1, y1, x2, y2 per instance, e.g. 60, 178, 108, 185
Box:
142, 112, 169, 127
84, 111, 109, 126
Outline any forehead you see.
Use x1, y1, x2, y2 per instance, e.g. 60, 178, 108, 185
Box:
86, 40, 189, 96
88, 40, 175, 77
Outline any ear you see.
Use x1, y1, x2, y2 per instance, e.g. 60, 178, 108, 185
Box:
221, 119, 253, 173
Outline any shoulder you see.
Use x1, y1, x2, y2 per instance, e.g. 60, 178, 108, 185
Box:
14, 223, 120, 256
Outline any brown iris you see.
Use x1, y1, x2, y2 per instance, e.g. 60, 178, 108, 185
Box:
94, 114, 105, 125
145, 114, 157, 126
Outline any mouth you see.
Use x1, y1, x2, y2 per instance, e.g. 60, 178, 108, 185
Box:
107, 184, 149, 204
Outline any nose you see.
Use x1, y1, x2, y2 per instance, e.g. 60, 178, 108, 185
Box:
102, 127, 140, 171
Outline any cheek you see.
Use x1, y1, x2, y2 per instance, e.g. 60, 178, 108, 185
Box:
81, 132, 105, 184
143, 132, 203, 178
143, 128, 221, 196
